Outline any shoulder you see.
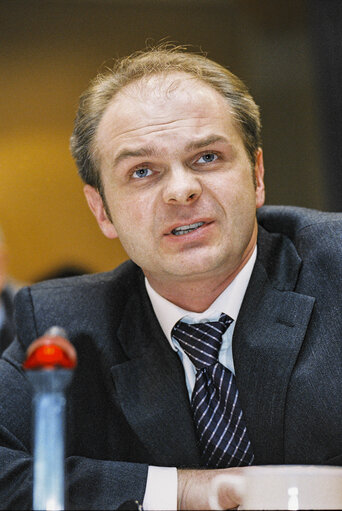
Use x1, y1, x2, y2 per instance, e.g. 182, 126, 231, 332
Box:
16, 260, 141, 303
257, 205, 342, 280
257, 206, 342, 258
14, 260, 145, 349
257, 205, 342, 241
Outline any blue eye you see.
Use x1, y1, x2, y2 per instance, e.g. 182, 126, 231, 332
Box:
197, 153, 218, 164
132, 168, 152, 179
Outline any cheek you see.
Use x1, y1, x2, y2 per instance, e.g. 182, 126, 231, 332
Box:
111, 192, 154, 234
209, 173, 257, 234
206, 171, 254, 209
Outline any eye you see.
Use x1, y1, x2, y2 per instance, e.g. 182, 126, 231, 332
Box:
132, 168, 153, 179
197, 153, 218, 164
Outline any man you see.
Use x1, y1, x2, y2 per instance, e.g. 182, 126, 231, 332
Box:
0, 47, 341, 510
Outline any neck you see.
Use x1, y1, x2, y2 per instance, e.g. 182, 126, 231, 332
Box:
145, 237, 257, 313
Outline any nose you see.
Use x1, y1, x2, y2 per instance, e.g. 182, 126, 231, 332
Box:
162, 167, 202, 205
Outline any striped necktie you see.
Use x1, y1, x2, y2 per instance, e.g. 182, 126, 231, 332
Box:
172, 313, 254, 468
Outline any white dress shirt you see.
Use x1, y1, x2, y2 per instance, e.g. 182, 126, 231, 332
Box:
142, 248, 257, 510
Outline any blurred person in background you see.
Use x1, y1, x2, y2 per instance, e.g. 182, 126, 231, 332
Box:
0, 227, 16, 355
33, 264, 90, 283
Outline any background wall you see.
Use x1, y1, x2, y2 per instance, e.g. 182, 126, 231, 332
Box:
0, 0, 340, 283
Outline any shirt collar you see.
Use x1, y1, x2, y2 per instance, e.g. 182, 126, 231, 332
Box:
145, 246, 257, 351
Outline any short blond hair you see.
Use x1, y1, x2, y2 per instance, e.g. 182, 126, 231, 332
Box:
70, 45, 262, 190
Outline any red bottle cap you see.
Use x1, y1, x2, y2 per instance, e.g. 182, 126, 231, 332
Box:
23, 332, 77, 370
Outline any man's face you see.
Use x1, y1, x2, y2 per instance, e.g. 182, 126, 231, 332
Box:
85, 73, 265, 288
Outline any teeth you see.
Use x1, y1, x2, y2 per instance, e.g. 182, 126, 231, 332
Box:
172, 222, 204, 236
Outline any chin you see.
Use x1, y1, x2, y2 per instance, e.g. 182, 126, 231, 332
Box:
163, 258, 224, 279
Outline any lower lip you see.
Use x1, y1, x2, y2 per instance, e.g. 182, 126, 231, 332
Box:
164, 222, 214, 244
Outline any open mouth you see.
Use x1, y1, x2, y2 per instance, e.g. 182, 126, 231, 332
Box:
171, 221, 205, 236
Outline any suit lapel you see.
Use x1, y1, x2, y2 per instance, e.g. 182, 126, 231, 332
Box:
111, 277, 200, 467
233, 227, 315, 464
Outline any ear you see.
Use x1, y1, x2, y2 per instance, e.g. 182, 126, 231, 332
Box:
254, 148, 265, 209
83, 185, 118, 239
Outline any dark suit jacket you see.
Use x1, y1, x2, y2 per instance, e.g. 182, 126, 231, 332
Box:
0, 206, 341, 509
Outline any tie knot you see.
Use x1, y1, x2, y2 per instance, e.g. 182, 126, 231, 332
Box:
172, 313, 233, 369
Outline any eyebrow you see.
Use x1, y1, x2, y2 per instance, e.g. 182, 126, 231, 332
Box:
184, 135, 230, 152
112, 135, 230, 167
113, 146, 158, 167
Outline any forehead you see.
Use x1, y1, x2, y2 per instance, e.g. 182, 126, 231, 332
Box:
95, 72, 240, 154
114, 71, 229, 110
